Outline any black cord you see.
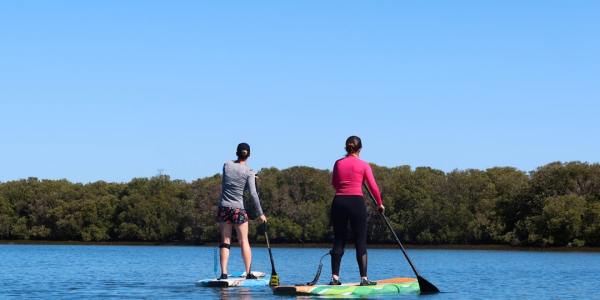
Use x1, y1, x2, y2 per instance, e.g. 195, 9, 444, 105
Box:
305, 251, 331, 286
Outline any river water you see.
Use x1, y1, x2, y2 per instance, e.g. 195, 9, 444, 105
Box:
1, 244, 599, 299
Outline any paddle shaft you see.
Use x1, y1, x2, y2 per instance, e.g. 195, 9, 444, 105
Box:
363, 184, 421, 277
213, 247, 218, 277
254, 177, 279, 286
263, 225, 277, 274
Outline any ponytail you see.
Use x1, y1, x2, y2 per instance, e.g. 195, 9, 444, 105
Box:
236, 143, 251, 160
345, 136, 362, 155
237, 149, 249, 160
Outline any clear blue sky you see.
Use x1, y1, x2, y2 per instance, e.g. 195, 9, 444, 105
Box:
1, 1, 599, 182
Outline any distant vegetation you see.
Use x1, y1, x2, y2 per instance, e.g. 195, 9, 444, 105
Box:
1, 161, 599, 247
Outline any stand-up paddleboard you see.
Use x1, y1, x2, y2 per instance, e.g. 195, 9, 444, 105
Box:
273, 277, 420, 296
197, 271, 269, 287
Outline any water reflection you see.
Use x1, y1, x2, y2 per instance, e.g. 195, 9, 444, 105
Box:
218, 287, 254, 300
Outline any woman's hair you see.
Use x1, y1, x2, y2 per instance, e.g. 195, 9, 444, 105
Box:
345, 136, 362, 155
236, 142, 251, 160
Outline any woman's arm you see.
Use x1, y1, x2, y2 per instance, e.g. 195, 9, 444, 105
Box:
364, 164, 383, 206
246, 172, 264, 217
331, 161, 339, 189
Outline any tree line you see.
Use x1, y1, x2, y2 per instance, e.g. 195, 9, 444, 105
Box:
0, 161, 599, 247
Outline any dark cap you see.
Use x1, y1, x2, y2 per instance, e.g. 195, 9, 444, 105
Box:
236, 142, 250, 156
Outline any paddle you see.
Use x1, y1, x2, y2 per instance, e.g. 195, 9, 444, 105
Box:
213, 247, 218, 278
262, 223, 280, 286
363, 183, 440, 294
254, 177, 279, 286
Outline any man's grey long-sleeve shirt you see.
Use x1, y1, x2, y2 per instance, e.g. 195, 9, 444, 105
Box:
219, 160, 263, 216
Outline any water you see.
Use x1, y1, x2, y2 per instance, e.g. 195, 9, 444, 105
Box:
1, 244, 599, 299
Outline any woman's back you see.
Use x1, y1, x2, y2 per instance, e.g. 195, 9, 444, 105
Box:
220, 161, 262, 215
332, 156, 382, 206
332, 156, 368, 194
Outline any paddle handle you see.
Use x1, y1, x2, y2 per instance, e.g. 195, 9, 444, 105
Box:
363, 183, 422, 277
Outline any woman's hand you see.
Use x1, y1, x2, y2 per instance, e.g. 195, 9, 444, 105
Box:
258, 214, 267, 223
377, 205, 385, 214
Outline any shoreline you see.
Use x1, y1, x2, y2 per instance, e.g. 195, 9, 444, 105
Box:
1, 240, 599, 252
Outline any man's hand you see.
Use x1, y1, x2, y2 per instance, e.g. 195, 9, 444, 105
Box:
377, 205, 385, 214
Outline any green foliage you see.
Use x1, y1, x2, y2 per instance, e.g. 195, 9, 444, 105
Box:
541, 195, 586, 245
0, 195, 14, 238
583, 202, 600, 245
1, 161, 599, 247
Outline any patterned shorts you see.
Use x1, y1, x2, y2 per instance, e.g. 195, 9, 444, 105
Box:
216, 206, 248, 224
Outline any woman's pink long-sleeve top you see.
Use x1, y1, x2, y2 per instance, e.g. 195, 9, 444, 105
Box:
331, 155, 383, 206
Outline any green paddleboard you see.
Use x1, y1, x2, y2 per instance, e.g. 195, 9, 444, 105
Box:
273, 277, 420, 296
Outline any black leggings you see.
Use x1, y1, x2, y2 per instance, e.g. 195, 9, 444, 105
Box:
330, 195, 368, 277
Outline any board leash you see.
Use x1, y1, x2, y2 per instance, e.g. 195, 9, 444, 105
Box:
305, 251, 330, 286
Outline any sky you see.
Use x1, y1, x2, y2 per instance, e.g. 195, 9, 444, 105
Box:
1, 1, 599, 183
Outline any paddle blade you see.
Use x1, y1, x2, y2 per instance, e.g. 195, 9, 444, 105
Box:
417, 275, 440, 294
269, 274, 280, 286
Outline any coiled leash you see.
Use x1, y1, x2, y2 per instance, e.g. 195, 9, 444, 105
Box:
305, 251, 331, 286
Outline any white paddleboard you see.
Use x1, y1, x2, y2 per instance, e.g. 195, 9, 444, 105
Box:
197, 271, 269, 287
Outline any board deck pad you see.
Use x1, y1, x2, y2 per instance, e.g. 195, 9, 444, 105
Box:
273, 277, 420, 296
197, 271, 269, 288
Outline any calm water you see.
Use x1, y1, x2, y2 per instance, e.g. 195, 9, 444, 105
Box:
1, 244, 599, 299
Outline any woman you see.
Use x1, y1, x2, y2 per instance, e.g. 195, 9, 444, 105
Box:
330, 136, 384, 286
217, 142, 267, 280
